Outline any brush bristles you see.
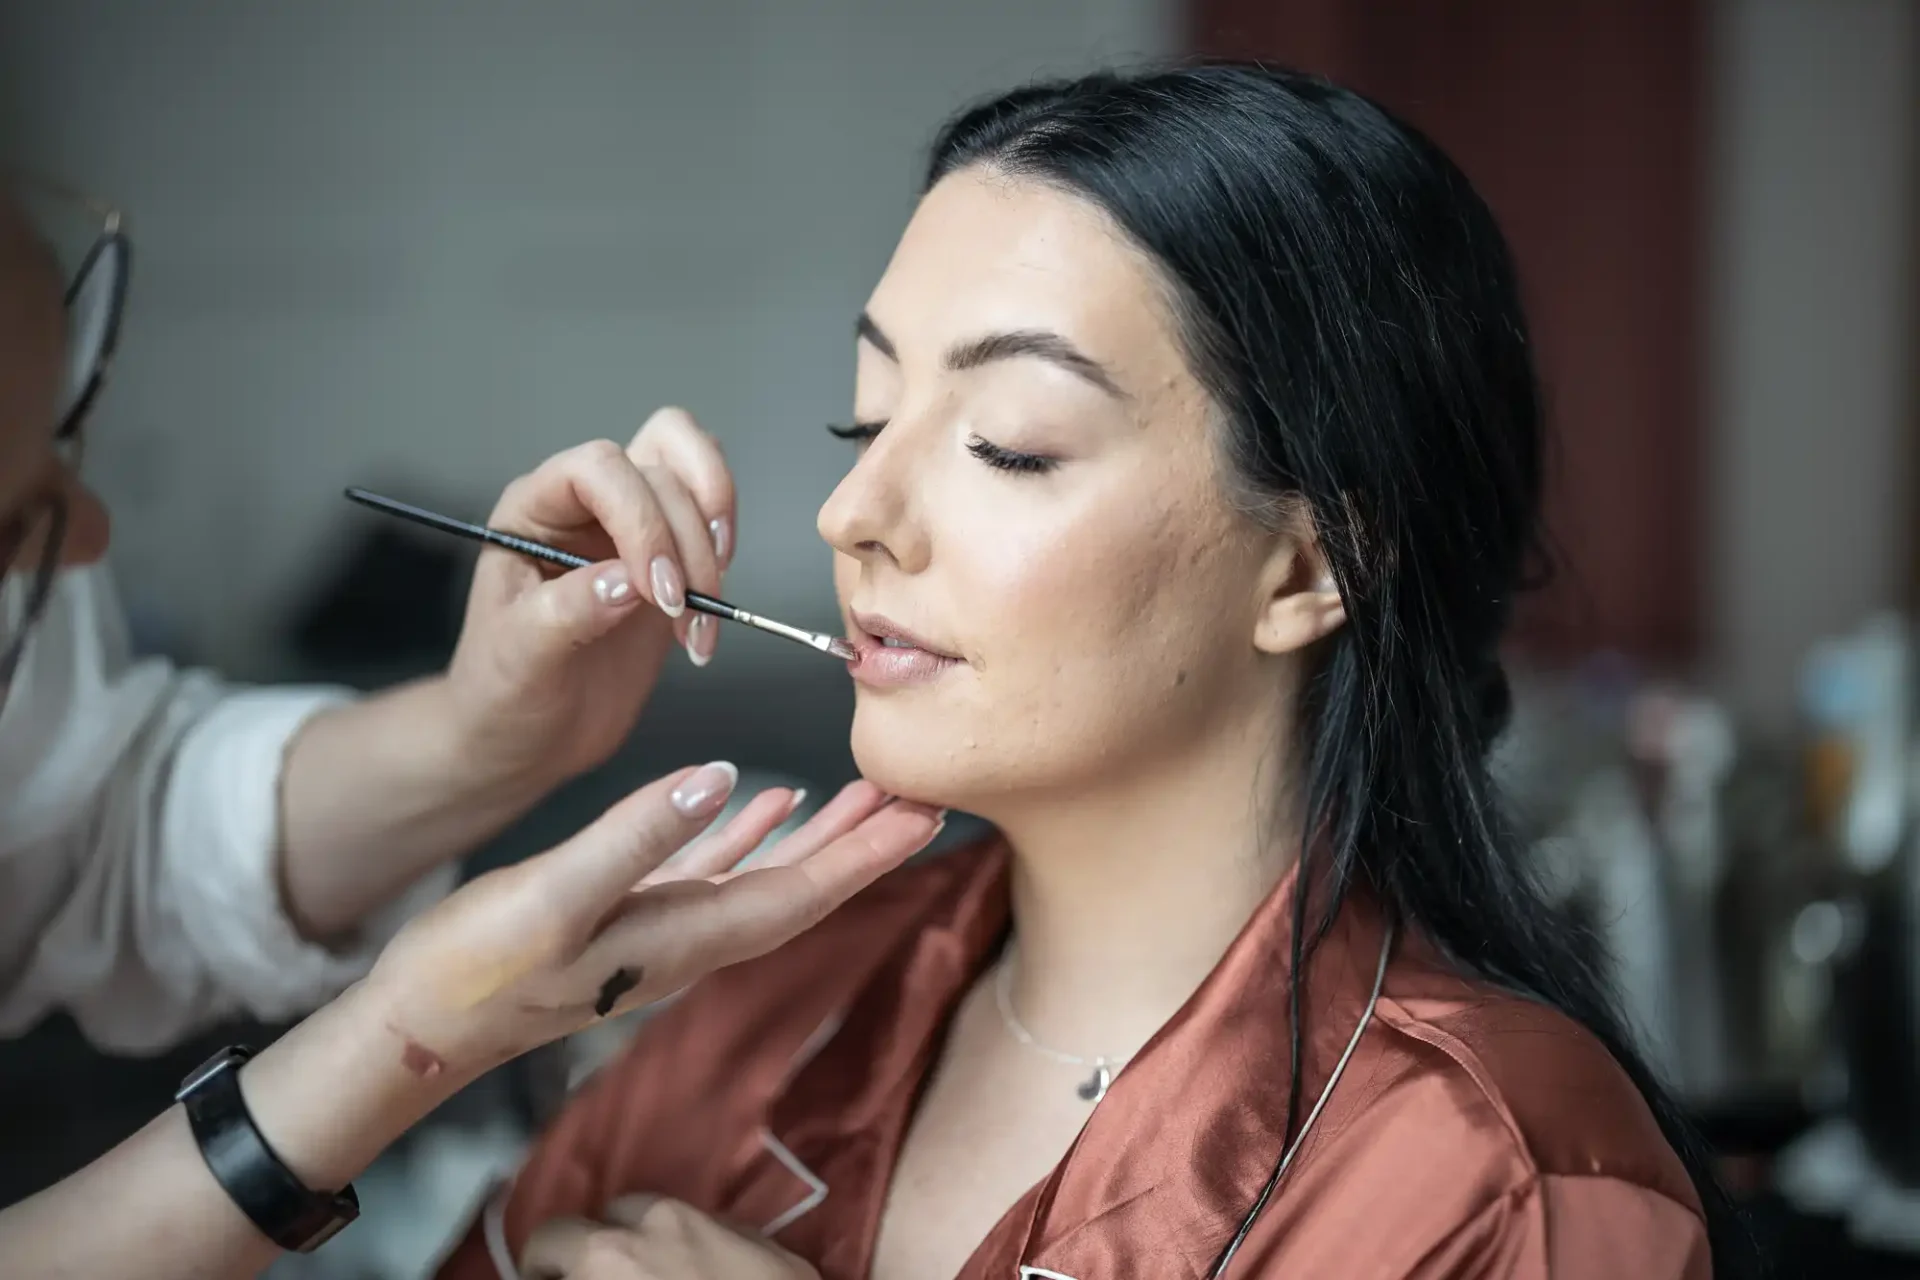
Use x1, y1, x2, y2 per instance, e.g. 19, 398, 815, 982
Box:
826, 637, 858, 661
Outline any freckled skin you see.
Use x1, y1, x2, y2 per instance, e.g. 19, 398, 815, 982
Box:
817, 170, 1283, 817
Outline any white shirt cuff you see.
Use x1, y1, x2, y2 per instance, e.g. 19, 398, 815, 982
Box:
159, 686, 457, 1023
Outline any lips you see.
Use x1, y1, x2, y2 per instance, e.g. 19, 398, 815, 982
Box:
846, 610, 964, 687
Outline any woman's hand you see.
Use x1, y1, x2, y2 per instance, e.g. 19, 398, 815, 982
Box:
520, 1196, 818, 1280
442, 406, 740, 784
361, 761, 941, 1082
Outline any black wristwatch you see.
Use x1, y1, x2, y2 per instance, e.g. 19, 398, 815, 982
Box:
175, 1045, 361, 1253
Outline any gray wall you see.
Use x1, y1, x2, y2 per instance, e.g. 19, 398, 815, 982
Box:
1708, 0, 1918, 732
9, 0, 1919, 732
1, 0, 1173, 677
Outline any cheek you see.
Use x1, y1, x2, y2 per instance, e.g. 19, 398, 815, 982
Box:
974, 500, 1184, 675
983, 504, 1245, 765
852, 490, 1245, 806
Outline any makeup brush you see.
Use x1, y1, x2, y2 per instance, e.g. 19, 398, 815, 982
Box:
343, 487, 857, 661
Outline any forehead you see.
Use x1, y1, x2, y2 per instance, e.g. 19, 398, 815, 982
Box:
867, 168, 1187, 383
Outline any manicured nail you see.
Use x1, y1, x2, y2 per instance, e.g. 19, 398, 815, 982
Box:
593, 564, 635, 606
671, 762, 738, 817
687, 614, 717, 667
649, 556, 686, 617
786, 788, 808, 817
710, 516, 732, 566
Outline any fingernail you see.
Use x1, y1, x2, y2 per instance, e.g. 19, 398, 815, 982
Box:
710, 516, 732, 566
671, 761, 738, 817
687, 614, 717, 667
593, 564, 635, 606
649, 556, 686, 617
786, 788, 808, 817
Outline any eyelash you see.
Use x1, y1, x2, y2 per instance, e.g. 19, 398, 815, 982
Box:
825, 422, 1058, 475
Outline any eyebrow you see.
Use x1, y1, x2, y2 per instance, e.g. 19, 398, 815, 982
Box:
856, 311, 1128, 400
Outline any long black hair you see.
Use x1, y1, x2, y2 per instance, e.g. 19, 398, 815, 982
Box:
927, 63, 1749, 1272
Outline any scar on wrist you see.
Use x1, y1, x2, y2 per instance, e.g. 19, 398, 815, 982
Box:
594, 966, 643, 1017
390, 1026, 446, 1079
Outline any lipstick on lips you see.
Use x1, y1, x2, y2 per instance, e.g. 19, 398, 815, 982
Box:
846, 611, 964, 686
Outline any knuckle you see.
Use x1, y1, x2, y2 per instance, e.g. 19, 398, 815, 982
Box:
646, 404, 698, 433
491, 470, 538, 517
579, 436, 628, 467
634, 405, 696, 452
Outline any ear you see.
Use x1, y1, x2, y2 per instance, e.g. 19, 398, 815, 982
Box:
1252, 536, 1346, 655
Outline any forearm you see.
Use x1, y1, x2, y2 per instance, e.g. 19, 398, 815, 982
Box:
277, 676, 558, 940
0, 982, 458, 1280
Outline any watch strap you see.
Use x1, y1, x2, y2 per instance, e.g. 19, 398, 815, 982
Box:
177, 1046, 360, 1253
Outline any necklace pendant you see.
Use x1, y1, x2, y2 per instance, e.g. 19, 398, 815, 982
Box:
1076, 1061, 1112, 1103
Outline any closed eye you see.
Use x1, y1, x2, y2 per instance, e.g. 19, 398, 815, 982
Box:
825, 422, 1057, 475
965, 435, 1056, 474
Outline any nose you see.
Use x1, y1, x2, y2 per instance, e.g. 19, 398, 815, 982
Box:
816, 427, 931, 574
55, 473, 111, 567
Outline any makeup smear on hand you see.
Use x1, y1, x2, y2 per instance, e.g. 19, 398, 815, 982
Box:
594, 966, 643, 1017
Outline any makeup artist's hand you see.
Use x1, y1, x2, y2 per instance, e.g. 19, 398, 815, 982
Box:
362, 762, 942, 1082
443, 406, 736, 783
520, 1196, 819, 1280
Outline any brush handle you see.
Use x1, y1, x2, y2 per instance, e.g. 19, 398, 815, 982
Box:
344, 487, 739, 622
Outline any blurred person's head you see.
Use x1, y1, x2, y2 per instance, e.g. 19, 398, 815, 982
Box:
0, 188, 109, 575
817, 62, 1739, 1267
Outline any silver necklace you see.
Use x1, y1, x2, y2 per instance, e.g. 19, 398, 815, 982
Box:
993, 957, 1129, 1102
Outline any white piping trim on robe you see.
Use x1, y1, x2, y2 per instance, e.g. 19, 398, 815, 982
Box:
758, 1126, 831, 1236
756, 1009, 846, 1237
482, 1180, 520, 1280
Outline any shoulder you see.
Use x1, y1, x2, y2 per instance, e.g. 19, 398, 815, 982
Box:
1254, 950, 1710, 1277
1365, 950, 1703, 1214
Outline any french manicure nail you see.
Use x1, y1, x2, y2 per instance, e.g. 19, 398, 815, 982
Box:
671, 762, 738, 817
593, 564, 635, 606
687, 614, 717, 667
786, 788, 808, 817
649, 556, 686, 617
710, 516, 732, 566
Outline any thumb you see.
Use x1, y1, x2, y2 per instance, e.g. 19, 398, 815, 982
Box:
516, 560, 646, 661
537, 762, 741, 923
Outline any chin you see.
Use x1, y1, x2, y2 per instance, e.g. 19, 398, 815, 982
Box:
847, 696, 985, 811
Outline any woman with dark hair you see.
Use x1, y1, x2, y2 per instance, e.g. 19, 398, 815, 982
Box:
437, 63, 1732, 1279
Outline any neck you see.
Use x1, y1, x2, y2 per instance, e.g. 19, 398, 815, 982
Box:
985, 705, 1297, 1061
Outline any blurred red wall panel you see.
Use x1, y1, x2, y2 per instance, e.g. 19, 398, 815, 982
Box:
1191, 0, 1709, 668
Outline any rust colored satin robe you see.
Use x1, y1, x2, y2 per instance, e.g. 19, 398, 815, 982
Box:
437, 838, 1709, 1279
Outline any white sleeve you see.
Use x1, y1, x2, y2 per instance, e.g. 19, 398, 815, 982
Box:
0, 565, 455, 1054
